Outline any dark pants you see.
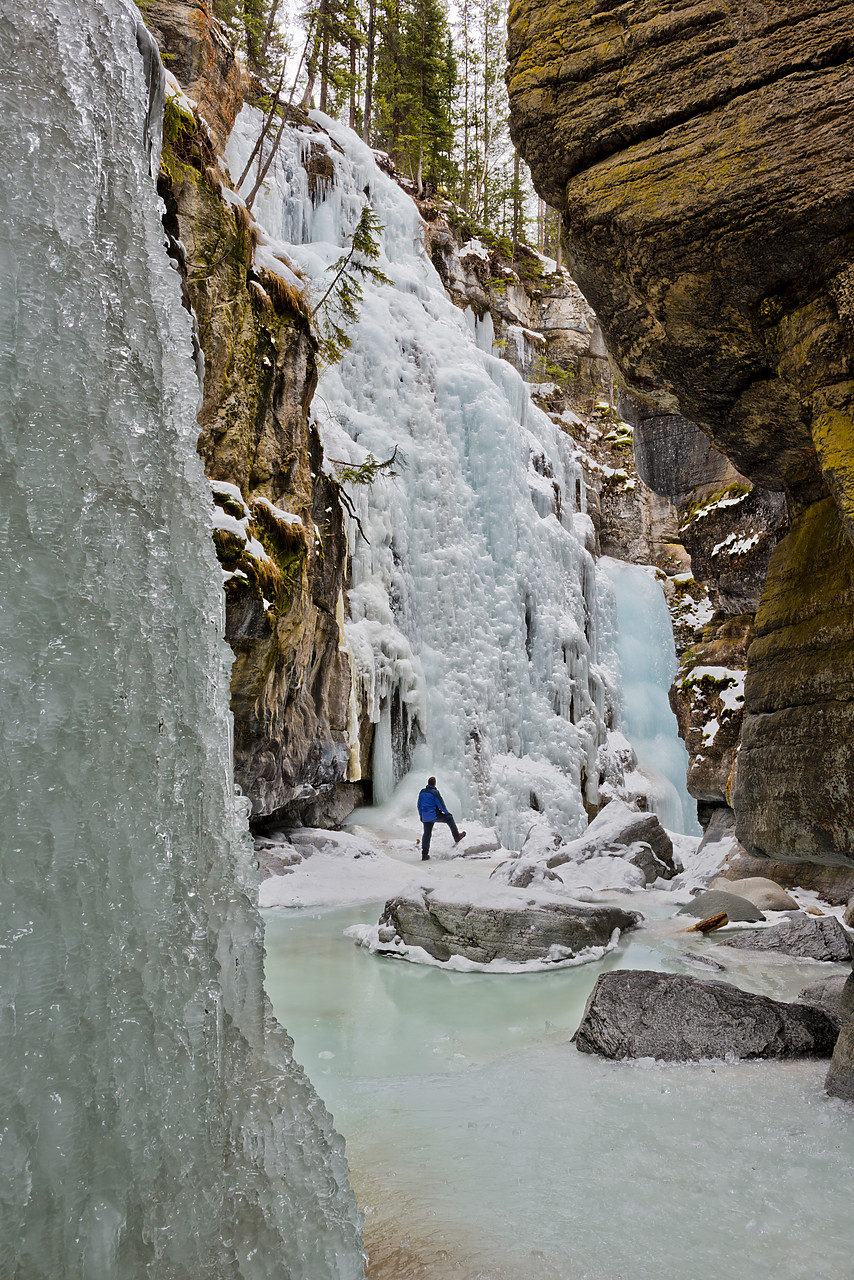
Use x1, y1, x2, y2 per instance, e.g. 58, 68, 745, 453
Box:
422, 811, 460, 856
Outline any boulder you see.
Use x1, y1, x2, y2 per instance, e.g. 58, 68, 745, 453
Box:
521, 823, 564, 861
574, 971, 839, 1062
709, 875, 799, 912
825, 974, 854, 1100
256, 845, 303, 878
796, 976, 851, 1026
718, 915, 853, 963
717, 851, 854, 906
677, 890, 765, 924
547, 800, 676, 881
378, 895, 642, 965
499, 858, 563, 890
845, 895, 854, 928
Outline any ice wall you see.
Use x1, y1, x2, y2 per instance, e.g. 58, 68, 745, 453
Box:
0, 4, 363, 1276
228, 113, 629, 847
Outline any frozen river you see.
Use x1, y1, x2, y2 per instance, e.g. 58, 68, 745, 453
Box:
264, 898, 854, 1280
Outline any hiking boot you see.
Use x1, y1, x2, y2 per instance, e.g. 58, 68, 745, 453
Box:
454, 832, 467, 844
421, 854, 430, 861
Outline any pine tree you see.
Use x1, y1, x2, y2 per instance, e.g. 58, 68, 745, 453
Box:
211, 0, 288, 80
370, 0, 456, 193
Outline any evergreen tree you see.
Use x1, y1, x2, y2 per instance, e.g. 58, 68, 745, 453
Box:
371, 0, 456, 193
211, 0, 288, 80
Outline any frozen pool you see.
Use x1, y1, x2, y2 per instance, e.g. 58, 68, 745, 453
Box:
263, 903, 854, 1279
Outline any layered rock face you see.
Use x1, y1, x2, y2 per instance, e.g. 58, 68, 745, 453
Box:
508, 0, 854, 864
151, 1, 356, 820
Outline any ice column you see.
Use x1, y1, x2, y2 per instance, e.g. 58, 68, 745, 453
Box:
600, 559, 699, 834
0, 4, 363, 1276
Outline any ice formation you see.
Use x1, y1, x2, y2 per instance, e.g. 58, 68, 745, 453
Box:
600, 559, 699, 833
227, 110, 694, 846
0, 3, 363, 1275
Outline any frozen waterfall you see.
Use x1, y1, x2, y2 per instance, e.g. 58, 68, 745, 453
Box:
601, 560, 699, 834
0, 4, 363, 1276
228, 111, 640, 848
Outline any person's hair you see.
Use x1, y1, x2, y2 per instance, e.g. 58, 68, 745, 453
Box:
427, 776, 436, 786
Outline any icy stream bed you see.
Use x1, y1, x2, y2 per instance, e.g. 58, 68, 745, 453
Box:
264, 888, 854, 1280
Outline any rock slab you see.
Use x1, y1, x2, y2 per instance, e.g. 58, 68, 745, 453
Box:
718, 915, 853, 962
575, 971, 839, 1062
379, 896, 642, 965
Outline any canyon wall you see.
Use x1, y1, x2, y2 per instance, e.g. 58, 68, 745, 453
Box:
508, 0, 854, 867
149, 1, 359, 823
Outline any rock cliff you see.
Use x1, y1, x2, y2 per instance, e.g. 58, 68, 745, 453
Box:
508, 0, 854, 866
150, 1, 357, 822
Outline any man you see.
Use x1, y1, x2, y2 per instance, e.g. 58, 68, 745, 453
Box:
417, 776, 466, 860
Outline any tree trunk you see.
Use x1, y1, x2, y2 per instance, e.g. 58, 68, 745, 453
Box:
259, 0, 282, 68
349, 35, 357, 128
512, 151, 520, 253
319, 15, 330, 113
362, 0, 375, 143
300, 0, 330, 111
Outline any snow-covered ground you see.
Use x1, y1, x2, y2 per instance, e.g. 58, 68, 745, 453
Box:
258, 797, 848, 951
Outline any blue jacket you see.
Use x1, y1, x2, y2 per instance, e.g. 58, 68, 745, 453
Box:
417, 785, 448, 822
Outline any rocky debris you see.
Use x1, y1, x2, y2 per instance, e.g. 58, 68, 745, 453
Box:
796, 976, 850, 1026
846, 896, 854, 928
716, 915, 853, 963
678, 891, 765, 924
283, 783, 366, 831
520, 822, 563, 861
377, 895, 642, 965
256, 845, 303, 878
708, 876, 799, 913
825, 974, 854, 1100
681, 912, 728, 935
546, 800, 677, 882
574, 971, 839, 1062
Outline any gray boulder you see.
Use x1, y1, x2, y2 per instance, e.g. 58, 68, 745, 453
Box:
718, 915, 853, 962
547, 799, 677, 880
256, 846, 303, 878
709, 875, 799, 912
379, 895, 642, 964
574, 970, 839, 1061
826, 974, 854, 1100
677, 890, 765, 923
796, 975, 850, 1025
